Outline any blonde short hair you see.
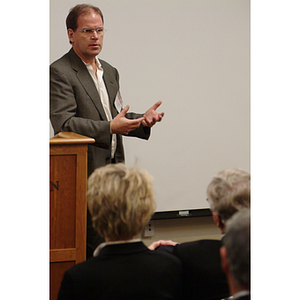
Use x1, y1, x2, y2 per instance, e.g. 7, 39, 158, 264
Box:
87, 164, 156, 240
206, 168, 250, 222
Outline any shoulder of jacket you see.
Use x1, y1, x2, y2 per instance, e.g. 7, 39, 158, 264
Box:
99, 58, 117, 71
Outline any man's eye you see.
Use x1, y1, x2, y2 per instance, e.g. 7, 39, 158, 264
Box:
84, 29, 93, 33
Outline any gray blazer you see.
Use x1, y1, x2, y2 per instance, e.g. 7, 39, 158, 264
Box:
50, 48, 150, 175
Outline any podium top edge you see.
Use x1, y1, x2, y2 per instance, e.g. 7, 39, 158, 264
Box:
50, 132, 95, 145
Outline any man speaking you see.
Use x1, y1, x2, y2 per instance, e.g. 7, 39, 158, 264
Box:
50, 4, 164, 258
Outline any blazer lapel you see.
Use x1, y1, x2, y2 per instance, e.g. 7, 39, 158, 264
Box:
68, 48, 108, 121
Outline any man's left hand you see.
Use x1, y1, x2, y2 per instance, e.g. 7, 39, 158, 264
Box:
142, 100, 165, 127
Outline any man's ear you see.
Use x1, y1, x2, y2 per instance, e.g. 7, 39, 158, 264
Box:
212, 211, 225, 232
220, 245, 229, 274
212, 211, 219, 226
67, 29, 74, 44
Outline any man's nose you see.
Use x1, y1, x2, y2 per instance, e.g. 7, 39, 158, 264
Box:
91, 31, 99, 38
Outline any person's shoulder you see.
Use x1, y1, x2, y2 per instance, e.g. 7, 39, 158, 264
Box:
174, 239, 222, 254
147, 245, 180, 262
63, 256, 99, 278
180, 239, 222, 246
51, 52, 71, 68
98, 58, 117, 71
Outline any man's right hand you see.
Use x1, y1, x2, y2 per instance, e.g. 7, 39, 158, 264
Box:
110, 105, 145, 135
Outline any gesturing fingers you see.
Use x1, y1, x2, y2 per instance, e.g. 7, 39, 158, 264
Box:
111, 112, 145, 135
142, 111, 165, 127
122, 117, 144, 135
120, 105, 130, 116
152, 100, 162, 111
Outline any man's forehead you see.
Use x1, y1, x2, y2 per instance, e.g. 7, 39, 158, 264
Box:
77, 11, 103, 27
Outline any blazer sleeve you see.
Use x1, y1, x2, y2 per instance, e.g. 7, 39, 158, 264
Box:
50, 63, 111, 149
125, 112, 151, 139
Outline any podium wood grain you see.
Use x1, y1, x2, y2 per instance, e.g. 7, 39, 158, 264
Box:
50, 132, 95, 300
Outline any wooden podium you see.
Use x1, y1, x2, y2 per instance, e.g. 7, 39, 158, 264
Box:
50, 132, 95, 300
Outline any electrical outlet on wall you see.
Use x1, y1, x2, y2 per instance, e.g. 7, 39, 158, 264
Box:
144, 221, 154, 237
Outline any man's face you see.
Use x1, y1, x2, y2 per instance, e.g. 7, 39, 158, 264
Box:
68, 10, 104, 62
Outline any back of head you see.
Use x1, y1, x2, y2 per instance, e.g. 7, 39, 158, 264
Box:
223, 208, 250, 289
206, 168, 250, 222
87, 164, 156, 240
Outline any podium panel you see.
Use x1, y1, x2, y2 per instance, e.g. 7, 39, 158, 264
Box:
50, 132, 95, 300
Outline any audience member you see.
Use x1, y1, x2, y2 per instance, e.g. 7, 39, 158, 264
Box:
150, 168, 250, 300
220, 208, 250, 300
206, 168, 250, 234
57, 164, 182, 300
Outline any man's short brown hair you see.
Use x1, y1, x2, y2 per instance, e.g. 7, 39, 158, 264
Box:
66, 4, 104, 31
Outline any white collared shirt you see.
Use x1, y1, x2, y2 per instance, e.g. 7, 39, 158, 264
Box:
222, 290, 250, 300
84, 58, 116, 159
93, 238, 142, 257
232, 290, 250, 299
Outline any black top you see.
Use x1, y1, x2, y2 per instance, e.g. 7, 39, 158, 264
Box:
157, 239, 230, 300
58, 241, 183, 300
